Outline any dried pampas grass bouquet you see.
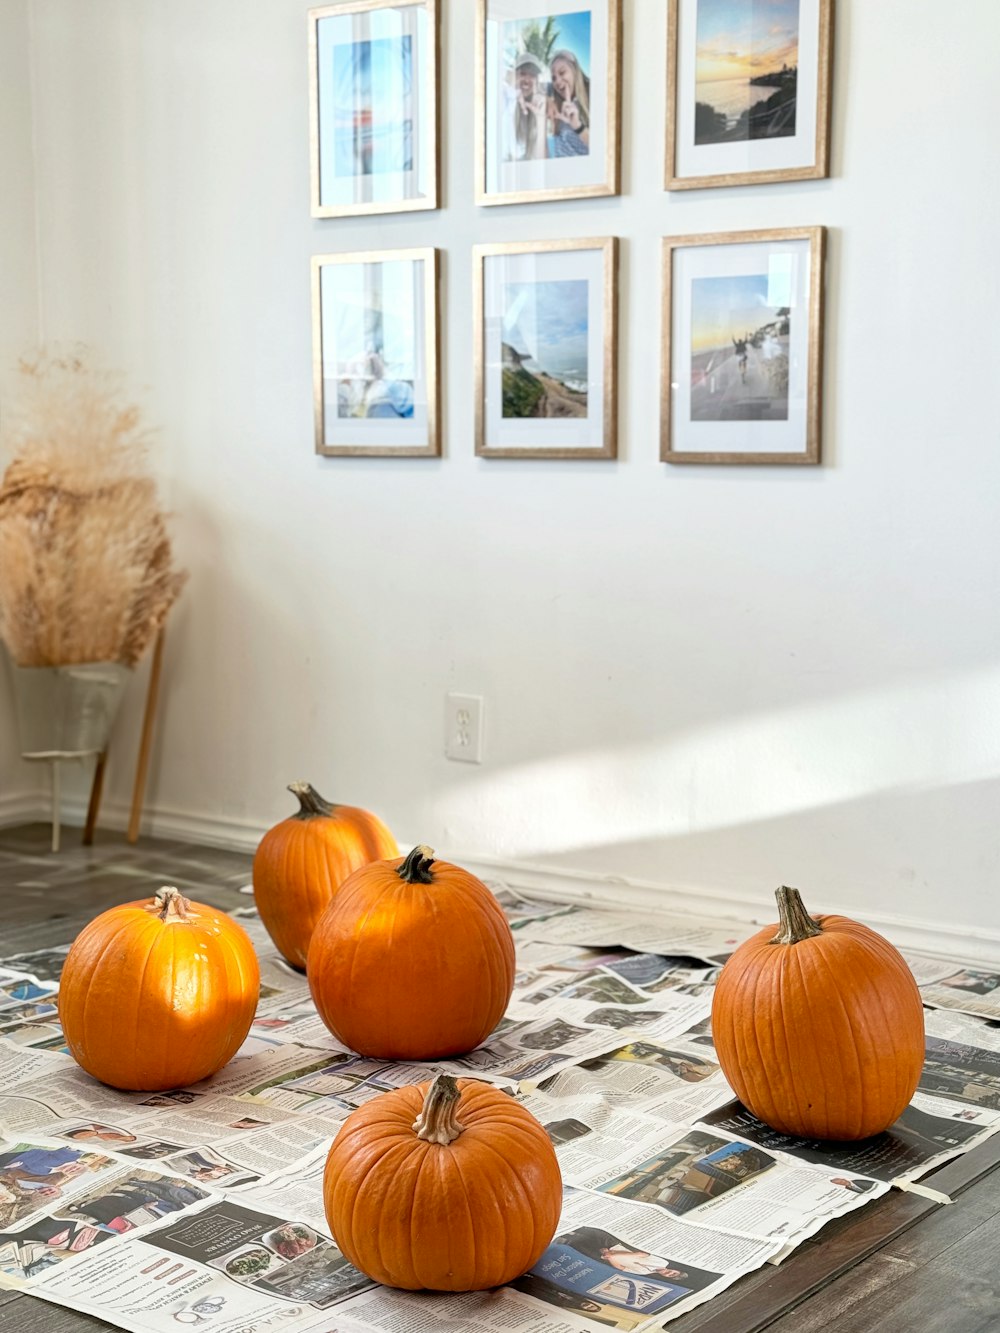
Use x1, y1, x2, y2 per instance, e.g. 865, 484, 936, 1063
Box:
0, 349, 187, 668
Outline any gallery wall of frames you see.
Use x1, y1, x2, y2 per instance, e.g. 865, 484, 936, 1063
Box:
308, 0, 833, 464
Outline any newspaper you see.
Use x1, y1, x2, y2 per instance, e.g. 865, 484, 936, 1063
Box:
699, 1091, 999, 1185
514, 908, 755, 965
914, 964, 1000, 1022
0, 890, 998, 1333
518, 1087, 889, 1251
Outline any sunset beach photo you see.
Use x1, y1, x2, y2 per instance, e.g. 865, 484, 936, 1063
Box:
694, 0, 799, 145
689, 274, 790, 422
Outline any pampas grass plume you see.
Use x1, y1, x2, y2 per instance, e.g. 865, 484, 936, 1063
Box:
0, 349, 186, 668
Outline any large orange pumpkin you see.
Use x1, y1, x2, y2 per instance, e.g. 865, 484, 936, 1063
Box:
711, 886, 925, 1140
324, 1074, 562, 1290
59, 887, 260, 1092
252, 781, 398, 969
307, 845, 514, 1060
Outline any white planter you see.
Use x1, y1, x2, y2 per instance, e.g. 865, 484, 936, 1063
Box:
9, 660, 132, 756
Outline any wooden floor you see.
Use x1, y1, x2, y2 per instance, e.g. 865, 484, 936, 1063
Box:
1, 823, 999, 1333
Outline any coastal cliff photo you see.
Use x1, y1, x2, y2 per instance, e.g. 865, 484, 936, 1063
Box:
501, 279, 590, 419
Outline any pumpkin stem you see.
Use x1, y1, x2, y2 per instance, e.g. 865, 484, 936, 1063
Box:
397, 845, 436, 885
771, 885, 823, 945
287, 782, 336, 820
413, 1075, 465, 1145
150, 887, 191, 921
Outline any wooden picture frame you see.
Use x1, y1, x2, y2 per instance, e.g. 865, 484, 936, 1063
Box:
665, 0, 833, 191
661, 227, 825, 465
475, 237, 618, 459
312, 247, 440, 458
308, 0, 439, 218
475, 0, 622, 207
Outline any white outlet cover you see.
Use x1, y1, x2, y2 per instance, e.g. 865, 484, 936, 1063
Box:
445, 693, 484, 763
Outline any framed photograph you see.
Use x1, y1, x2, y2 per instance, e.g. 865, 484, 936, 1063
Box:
308, 0, 438, 218
665, 0, 833, 191
312, 247, 439, 457
476, 0, 621, 206
475, 237, 618, 459
661, 227, 825, 465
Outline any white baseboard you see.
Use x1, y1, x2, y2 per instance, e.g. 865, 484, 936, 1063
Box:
4, 798, 998, 967
0, 791, 49, 829
454, 853, 1000, 968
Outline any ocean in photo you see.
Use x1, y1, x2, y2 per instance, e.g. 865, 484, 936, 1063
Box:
695, 77, 780, 123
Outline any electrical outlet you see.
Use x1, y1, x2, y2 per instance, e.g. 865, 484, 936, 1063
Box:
444, 693, 484, 763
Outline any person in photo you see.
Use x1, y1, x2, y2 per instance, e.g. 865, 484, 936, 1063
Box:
63, 1124, 137, 1145
339, 348, 414, 420
557, 1226, 693, 1280
940, 969, 999, 995
831, 1177, 877, 1194
504, 52, 549, 162
549, 49, 590, 156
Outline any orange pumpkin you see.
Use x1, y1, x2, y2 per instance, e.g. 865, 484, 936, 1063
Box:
253, 782, 398, 969
324, 1074, 562, 1290
307, 845, 514, 1060
59, 887, 260, 1092
711, 885, 925, 1140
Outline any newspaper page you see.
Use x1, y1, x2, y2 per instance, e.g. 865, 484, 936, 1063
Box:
924, 1005, 1000, 1052
517, 1095, 888, 1251
506, 1184, 782, 1329
525, 1040, 735, 1127
2, 1194, 376, 1332
0, 947, 70, 984
513, 908, 755, 965
700, 1091, 1000, 1186
0, 1170, 778, 1333
487, 884, 577, 930
920, 1021, 1000, 1112
915, 964, 1000, 1021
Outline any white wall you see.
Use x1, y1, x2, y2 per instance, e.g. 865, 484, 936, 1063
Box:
10, 0, 1000, 943
0, 0, 43, 814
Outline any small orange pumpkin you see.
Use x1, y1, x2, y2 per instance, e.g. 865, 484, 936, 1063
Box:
324, 1074, 562, 1290
711, 885, 925, 1140
59, 887, 259, 1091
307, 845, 515, 1060
252, 782, 398, 969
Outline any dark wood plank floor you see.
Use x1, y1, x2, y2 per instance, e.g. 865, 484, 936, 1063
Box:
1, 823, 998, 1333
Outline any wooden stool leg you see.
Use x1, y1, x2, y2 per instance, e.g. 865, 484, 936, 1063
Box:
127, 628, 165, 845
83, 750, 108, 846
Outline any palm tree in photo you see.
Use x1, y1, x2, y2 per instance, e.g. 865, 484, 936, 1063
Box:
506, 16, 559, 68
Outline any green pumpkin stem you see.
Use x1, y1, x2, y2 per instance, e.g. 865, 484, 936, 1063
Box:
413, 1074, 465, 1145
771, 885, 823, 945
150, 886, 190, 922
287, 782, 336, 820
397, 845, 436, 885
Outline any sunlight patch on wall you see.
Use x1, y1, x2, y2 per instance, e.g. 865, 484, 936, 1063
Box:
437, 665, 1000, 858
